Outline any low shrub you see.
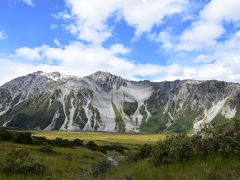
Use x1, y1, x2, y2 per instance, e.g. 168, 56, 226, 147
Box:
72, 139, 84, 146
91, 158, 112, 177
86, 141, 99, 151
49, 138, 74, 148
0, 129, 13, 141
2, 149, 46, 175
127, 144, 153, 162
136, 144, 153, 160
32, 136, 48, 145
12, 132, 33, 144
102, 144, 128, 154
39, 142, 55, 154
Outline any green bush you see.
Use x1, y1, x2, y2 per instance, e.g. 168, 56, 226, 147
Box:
39, 142, 55, 154
12, 132, 33, 144
50, 138, 74, 147
72, 139, 84, 146
198, 119, 240, 155
86, 141, 99, 151
91, 158, 112, 177
0, 129, 13, 141
137, 144, 153, 159
101, 144, 128, 154
152, 134, 193, 166
127, 144, 153, 162
32, 136, 48, 145
2, 149, 46, 175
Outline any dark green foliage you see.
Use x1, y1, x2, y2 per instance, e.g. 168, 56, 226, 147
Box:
101, 144, 128, 154
12, 132, 33, 144
47, 138, 83, 148
46, 137, 83, 147
86, 141, 99, 151
0, 129, 13, 141
85, 141, 127, 154
32, 136, 48, 145
86, 141, 107, 154
39, 142, 55, 154
2, 149, 46, 175
150, 119, 240, 167
127, 144, 153, 162
137, 144, 153, 159
91, 158, 112, 177
152, 134, 193, 166
200, 119, 240, 155
49, 138, 74, 148
123, 101, 138, 117
0, 130, 85, 149
72, 139, 84, 146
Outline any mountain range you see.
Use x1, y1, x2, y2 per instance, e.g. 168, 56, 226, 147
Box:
0, 71, 239, 133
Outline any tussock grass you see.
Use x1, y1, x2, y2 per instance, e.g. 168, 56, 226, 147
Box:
31, 131, 166, 145
0, 141, 104, 180
103, 154, 240, 180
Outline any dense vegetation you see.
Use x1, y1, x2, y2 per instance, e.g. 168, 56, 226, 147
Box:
1, 119, 240, 179
106, 119, 240, 179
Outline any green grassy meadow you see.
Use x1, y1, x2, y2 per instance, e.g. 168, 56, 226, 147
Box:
31, 131, 166, 145
0, 141, 104, 180
103, 155, 240, 180
1, 129, 240, 180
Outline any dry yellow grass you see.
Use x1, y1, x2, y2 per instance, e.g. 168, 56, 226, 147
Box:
32, 131, 167, 145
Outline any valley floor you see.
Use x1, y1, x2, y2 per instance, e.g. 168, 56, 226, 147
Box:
0, 131, 240, 180
31, 131, 166, 145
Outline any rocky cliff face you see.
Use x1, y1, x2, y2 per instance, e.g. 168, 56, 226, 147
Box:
0, 71, 239, 133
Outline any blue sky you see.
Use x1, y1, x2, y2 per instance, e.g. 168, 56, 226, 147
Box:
0, 0, 240, 85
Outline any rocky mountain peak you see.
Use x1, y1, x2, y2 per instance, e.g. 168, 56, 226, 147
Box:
29, 71, 63, 81
86, 71, 127, 91
0, 71, 240, 133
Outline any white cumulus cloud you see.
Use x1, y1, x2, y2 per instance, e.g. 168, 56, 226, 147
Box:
177, 0, 240, 51
62, 0, 188, 44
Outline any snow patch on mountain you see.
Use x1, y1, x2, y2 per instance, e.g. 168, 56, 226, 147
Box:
193, 97, 229, 132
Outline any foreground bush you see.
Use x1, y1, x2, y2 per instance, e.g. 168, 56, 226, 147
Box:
2, 149, 46, 175
91, 158, 112, 177
151, 119, 240, 166
152, 134, 193, 166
